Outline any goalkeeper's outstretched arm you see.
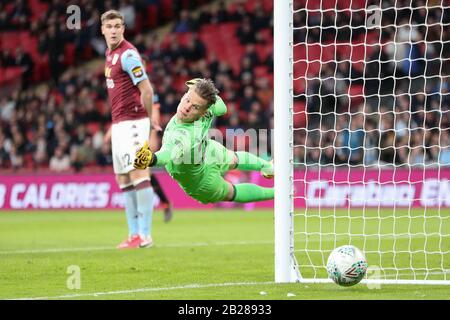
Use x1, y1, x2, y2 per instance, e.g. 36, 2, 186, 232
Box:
134, 136, 188, 169
134, 141, 170, 169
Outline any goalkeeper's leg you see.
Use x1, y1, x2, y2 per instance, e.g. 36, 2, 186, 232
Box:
228, 182, 274, 203
196, 140, 273, 203
205, 139, 273, 178
195, 180, 274, 204
232, 151, 274, 178
191, 168, 274, 204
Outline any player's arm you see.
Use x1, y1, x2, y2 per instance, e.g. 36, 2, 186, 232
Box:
133, 141, 180, 169
151, 95, 162, 132
103, 125, 112, 144
138, 79, 154, 121
134, 131, 189, 169
121, 49, 154, 124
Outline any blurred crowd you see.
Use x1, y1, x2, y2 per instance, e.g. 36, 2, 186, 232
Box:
0, 0, 449, 173
292, 0, 450, 167
0, 0, 274, 172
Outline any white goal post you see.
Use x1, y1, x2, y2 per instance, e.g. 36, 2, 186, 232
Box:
274, 0, 301, 283
274, 0, 450, 285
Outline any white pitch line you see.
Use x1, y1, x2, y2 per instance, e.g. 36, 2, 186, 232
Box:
10, 281, 276, 300
0, 240, 274, 255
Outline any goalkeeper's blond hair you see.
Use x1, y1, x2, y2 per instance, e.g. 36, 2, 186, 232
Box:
193, 79, 219, 107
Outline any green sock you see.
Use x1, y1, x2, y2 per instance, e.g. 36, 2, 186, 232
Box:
235, 151, 270, 171
233, 183, 274, 203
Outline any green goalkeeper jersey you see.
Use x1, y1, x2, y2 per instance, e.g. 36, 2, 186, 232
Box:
154, 96, 228, 194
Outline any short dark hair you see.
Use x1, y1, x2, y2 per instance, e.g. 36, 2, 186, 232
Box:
101, 10, 124, 24
193, 78, 219, 107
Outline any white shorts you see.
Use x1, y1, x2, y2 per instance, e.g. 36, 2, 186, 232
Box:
111, 118, 150, 174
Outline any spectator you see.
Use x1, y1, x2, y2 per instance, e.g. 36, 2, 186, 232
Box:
0, 0, 447, 173
185, 34, 206, 61
439, 131, 450, 166
251, 2, 270, 32
119, 0, 136, 30
14, 47, 34, 87
49, 146, 71, 172
173, 10, 194, 33
236, 17, 257, 44
96, 143, 113, 167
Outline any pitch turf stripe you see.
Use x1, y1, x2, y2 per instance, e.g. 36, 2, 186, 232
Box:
11, 281, 276, 300
0, 240, 275, 255
0, 233, 438, 255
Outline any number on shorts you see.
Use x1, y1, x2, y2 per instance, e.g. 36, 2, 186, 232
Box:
123, 153, 132, 167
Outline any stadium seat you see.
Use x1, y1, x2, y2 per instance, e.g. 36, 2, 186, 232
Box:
146, 4, 158, 28
347, 84, 364, 106
338, 0, 367, 9
176, 32, 193, 46
161, 0, 174, 21
86, 122, 100, 135
29, 0, 49, 22
293, 101, 307, 128
0, 67, 23, 86
294, 61, 307, 79
254, 66, 268, 78
293, 77, 306, 96
0, 32, 25, 51
64, 43, 76, 67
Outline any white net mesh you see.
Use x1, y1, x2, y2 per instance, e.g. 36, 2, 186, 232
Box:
291, 0, 449, 283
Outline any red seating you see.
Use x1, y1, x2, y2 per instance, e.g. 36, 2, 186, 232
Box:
146, 4, 158, 28
29, 0, 49, 22
296, 0, 367, 10
293, 101, 307, 128
0, 32, 25, 51
86, 122, 100, 136
293, 77, 306, 96
0, 67, 23, 84
176, 32, 193, 47
64, 43, 76, 67
200, 23, 244, 75
347, 84, 364, 107
161, 0, 174, 21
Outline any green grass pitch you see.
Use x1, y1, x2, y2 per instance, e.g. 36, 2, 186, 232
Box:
0, 209, 448, 300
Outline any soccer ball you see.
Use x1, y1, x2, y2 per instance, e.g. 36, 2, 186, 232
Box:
326, 245, 368, 287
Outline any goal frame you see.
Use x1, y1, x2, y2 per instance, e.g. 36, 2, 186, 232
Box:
273, 0, 449, 285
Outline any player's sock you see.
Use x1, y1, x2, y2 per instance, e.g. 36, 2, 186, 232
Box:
134, 179, 154, 238
150, 174, 169, 205
235, 151, 271, 171
121, 184, 139, 237
150, 174, 173, 223
232, 183, 274, 203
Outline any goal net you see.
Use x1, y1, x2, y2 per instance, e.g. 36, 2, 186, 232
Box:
274, 0, 450, 284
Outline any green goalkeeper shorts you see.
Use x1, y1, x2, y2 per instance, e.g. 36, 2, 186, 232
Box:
184, 139, 235, 204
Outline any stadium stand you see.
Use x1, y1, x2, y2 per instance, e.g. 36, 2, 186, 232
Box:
0, 0, 448, 173
0, 0, 274, 173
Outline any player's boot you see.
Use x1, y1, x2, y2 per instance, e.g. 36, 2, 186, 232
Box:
261, 160, 274, 179
139, 235, 154, 248
163, 202, 173, 223
116, 234, 142, 249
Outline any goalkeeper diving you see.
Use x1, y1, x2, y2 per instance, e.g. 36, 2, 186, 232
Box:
133, 78, 274, 204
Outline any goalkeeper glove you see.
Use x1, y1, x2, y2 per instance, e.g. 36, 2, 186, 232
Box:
133, 141, 157, 169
